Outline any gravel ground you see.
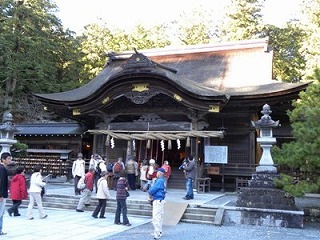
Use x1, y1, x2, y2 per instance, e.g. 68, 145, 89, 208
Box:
105, 222, 320, 240
104, 194, 320, 240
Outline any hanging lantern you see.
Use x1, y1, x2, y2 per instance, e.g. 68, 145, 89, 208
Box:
168, 140, 172, 150
111, 137, 115, 149
147, 139, 151, 149
177, 139, 181, 149
105, 134, 110, 146
186, 136, 190, 148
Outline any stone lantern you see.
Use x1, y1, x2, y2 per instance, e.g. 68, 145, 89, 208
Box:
0, 112, 18, 156
236, 104, 302, 228
251, 104, 279, 173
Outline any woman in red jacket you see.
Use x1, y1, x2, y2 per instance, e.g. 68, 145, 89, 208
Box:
8, 166, 28, 217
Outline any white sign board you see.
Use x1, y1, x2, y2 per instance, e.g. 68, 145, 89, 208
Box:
204, 146, 228, 164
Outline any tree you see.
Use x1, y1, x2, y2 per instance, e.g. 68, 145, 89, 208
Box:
176, 7, 218, 45
78, 22, 171, 84
262, 23, 306, 82
219, 0, 265, 41
273, 77, 320, 196
299, 0, 320, 79
0, 0, 81, 120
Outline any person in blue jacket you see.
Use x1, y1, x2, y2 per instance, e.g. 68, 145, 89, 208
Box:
148, 167, 166, 240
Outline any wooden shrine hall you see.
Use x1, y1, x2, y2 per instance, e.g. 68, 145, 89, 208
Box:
34, 38, 309, 190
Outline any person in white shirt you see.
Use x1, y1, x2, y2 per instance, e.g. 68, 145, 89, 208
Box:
89, 154, 104, 193
26, 165, 47, 220
72, 153, 86, 195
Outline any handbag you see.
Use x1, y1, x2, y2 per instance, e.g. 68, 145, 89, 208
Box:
41, 187, 45, 197
126, 190, 130, 197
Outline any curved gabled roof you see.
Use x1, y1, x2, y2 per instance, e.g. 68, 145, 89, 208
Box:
35, 38, 309, 120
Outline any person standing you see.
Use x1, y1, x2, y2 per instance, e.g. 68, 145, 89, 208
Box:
182, 154, 196, 200
139, 160, 148, 191
92, 171, 111, 219
76, 167, 95, 212
125, 158, 138, 190
148, 167, 166, 240
161, 160, 172, 192
8, 166, 28, 217
89, 154, 104, 193
112, 157, 124, 190
106, 159, 114, 190
146, 159, 156, 190
114, 170, 131, 226
72, 153, 86, 195
27, 164, 48, 220
0, 152, 12, 235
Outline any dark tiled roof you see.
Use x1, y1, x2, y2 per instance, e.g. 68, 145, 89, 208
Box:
15, 123, 87, 136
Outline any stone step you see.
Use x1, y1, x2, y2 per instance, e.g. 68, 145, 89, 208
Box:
7, 194, 219, 225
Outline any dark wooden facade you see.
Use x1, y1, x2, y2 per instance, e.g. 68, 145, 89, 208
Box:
33, 38, 309, 190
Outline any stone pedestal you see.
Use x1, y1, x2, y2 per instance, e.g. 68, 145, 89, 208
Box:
248, 172, 278, 188
236, 186, 298, 210
236, 173, 303, 228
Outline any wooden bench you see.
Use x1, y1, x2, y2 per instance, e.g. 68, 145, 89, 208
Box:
196, 177, 211, 193
236, 177, 251, 192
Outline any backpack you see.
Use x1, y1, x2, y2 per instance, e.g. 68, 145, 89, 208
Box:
107, 163, 113, 172
113, 162, 122, 173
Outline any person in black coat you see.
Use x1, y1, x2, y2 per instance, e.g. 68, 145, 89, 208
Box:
0, 152, 12, 235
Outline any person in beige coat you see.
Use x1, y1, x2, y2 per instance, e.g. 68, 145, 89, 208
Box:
92, 171, 111, 218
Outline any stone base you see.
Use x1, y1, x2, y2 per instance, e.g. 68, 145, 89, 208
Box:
249, 172, 279, 188
235, 186, 303, 228
237, 187, 298, 210
223, 206, 304, 228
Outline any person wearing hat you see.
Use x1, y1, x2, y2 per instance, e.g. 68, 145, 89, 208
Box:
72, 153, 85, 195
92, 171, 111, 218
148, 167, 166, 240
146, 159, 157, 190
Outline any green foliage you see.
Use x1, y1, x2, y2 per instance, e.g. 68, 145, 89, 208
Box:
219, 0, 264, 41
11, 141, 28, 157
262, 23, 306, 82
0, 0, 82, 115
300, 0, 320, 78
176, 7, 217, 45
78, 22, 171, 84
273, 80, 320, 196
274, 174, 320, 197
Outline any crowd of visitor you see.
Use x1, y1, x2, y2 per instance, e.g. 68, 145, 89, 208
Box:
0, 151, 196, 239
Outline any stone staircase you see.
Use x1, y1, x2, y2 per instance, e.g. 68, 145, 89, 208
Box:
8, 194, 221, 225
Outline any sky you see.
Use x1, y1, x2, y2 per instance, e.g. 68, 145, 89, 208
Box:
53, 0, 302, 34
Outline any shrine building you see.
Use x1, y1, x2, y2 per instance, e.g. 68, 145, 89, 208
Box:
16, 38, 309, 189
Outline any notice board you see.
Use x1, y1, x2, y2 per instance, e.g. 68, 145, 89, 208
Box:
204, 146, 228, 164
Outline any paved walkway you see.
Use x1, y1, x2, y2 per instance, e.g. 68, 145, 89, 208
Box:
2, 183, 222, 239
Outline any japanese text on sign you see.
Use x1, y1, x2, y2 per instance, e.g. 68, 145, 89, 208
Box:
204, 146, 228, 164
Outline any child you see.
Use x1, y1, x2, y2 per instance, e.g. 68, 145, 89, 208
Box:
114, 170, 131, 226
8, 166, 28, 217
